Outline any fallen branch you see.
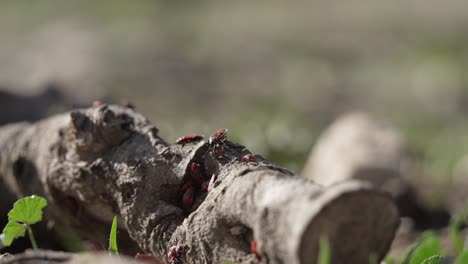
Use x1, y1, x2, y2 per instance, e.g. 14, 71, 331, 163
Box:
0, 105, 399, 263
0, 249, 142, 264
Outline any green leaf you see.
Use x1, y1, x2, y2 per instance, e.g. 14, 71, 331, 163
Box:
455, 251, 468, 264
450, 222, 464, 255
405, 232, 442, 264
221, 261, 233, 264
420, 255, 442, 264
0, 221, 26, 246
318, 237, 331, 264
8, 195, 47, 225
109, 216, 119, 256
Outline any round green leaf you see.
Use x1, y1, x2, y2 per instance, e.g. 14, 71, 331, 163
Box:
8, 195, 47, 225
1, 221, 26, 246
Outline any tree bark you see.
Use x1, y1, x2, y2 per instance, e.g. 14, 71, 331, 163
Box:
0, 105, 399, 264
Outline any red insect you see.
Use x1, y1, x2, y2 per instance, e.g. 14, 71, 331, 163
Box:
182, 187, 195, 210
209, 128, 228, 147
167, 241, 184, 264
207, 174, 218, 192
92, 100, 103, 108
251, 240, 261, 261
122, 99, 135, 109
203, 128, 228, 158
190, 162, 205, 183
213, 146, 223, 156
179, 180, 194, 196
201, 181, 209, 192
176, 134, 204, 146
242, 154, 256, 163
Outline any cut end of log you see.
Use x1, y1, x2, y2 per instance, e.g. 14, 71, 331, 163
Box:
298, 181, 400, 264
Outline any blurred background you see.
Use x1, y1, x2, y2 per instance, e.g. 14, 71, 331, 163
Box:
2, 0, 468, 192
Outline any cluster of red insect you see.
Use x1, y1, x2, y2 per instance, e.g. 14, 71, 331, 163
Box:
175, 130, 260, 262
176, 129, 229, 158
179, 162, 217, 210
176, 129, 258, 211
177, 129, 257, 164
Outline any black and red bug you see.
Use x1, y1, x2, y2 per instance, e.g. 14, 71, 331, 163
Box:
176, 134, 204, 146
203, 128, 228, 158
167, 241, 184, 264
251, 240, 261, 261
190, 162, 205, 183
242, 154, 256, 163
208, 128, 228, 146
92, 100, 103, 108
213, 146, 223, 156
179, 180, 194, 196
201, 181, 209, 192
182, 187, 195, 210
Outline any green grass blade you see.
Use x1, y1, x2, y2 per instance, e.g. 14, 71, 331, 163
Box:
455, 251, 468, 264
449, 221, 464, 255
318, 237, 331, 264
109, 216, 119, 256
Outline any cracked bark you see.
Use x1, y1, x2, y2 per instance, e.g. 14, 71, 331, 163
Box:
0, 105, 399, 264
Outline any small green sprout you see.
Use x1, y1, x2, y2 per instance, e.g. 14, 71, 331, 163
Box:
0, 195, 47, 249
318, 236, 331, 264
109, 216, 119, 256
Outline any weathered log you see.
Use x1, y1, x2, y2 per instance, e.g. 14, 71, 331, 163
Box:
302, 112, 409, 191
302, 112, 449, 229
0, 105, 399, 263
